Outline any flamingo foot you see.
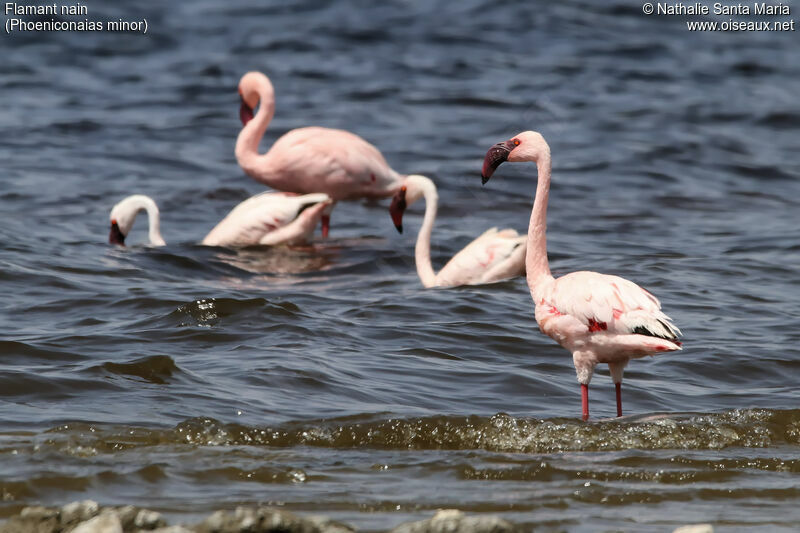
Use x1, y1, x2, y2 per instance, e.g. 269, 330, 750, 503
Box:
321, 215, 330, 238
581, 384, 589, 421
615, 382, 622, 417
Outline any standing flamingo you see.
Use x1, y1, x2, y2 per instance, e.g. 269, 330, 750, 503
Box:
236, 71, 409, 237
480, 131, 682, 421
388, 175, 526, 287
109, 192, 331, 247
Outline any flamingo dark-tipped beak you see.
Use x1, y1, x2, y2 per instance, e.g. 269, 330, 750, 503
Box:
109, 220, 126, 246
389, 187, 407, 234
239, 96, 254, 125
481, 140, 515, 184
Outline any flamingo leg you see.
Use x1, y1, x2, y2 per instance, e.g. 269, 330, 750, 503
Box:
321, 214, 330, 238
608, 362, 626, 418
581, 384, 589, 421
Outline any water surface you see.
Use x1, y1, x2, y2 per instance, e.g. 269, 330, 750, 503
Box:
2, 1, 799, 531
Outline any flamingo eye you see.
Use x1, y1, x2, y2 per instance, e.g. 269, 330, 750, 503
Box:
512, 139, 520, 146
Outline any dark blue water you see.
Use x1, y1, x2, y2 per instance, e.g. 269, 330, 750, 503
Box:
2, 1, 800, 530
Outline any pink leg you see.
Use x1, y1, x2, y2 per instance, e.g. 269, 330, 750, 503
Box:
615, 382, 622, 417
321, 215, 330, 238
581, 384, 589, 421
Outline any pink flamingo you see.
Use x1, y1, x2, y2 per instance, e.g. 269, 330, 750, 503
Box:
389, 175, 526, 287
109, 192, 331, 247
236, 71, 408, 237
481, 131, 682, 421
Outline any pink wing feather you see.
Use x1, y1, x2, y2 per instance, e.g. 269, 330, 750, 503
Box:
265, 127, 401, 198
549, 271, 681, 340
436, 228, 526, 287
201, 191, 329, 247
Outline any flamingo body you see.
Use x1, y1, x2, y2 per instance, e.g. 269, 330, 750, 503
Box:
202, 191, 331, 247
481, 131, 681, 420
435, 227, 527, 287
534, 271, 681, 384
244, 126, 401, 200
390, 175, 526, 288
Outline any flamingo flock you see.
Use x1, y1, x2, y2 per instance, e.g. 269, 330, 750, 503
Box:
107, 71, 682, 421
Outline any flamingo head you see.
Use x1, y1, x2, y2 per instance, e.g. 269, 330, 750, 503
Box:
481, 131, 549, 184
294, 194, 334, 238
389, 186, 407, 233
319, 200, 335, 238
109, 218, 125, 245
108, 197, 139, 246
294, 195, 334, 238
389, 175, 434, 234
238, 71, 274, 126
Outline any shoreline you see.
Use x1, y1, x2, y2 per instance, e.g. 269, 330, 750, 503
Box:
0, 500, 713, 533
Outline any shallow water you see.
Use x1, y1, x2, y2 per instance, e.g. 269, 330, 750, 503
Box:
2, 0, 800, 531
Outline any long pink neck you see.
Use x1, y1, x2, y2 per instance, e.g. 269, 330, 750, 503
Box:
235, 87, 275, 176
526, 152, 553, 301
415, 183, 439, 288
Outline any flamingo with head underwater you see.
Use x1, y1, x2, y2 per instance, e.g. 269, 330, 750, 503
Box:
108, 192, 331, 247
481, 131, 682, 421
236, 71, 424, 237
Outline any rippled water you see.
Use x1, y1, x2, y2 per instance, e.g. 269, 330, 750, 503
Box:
2, 1, 800, 530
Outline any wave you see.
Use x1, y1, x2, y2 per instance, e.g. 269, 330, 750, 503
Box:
22, 409, 800, 454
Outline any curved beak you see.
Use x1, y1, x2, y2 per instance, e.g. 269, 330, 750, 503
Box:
320, 200, 335, 238
239, 95, 254, 125
389, 187, 407, 234
109, 221, 126, 246
481, 140, 515, 184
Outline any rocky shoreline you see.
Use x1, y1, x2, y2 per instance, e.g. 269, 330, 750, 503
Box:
0, 501, 713, 533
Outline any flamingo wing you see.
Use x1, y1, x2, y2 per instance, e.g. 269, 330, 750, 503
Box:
267, 127, 401, 198
436, 227, 526, 287
202, 192, 328, 247
547, 271, 681, 340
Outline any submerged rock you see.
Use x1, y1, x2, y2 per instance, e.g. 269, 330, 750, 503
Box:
134, 509, 166, 530
5, 505, 59, 533
0, 503, 353, 533
390, 510, 519, 533
62, 500, 101, 525
0, 502, 715, 533
71, 510, 123, 533
673, 525, 714, 533
194, 506, 354, 533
